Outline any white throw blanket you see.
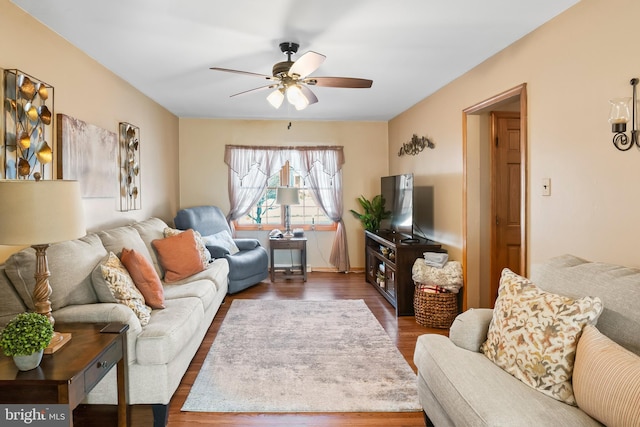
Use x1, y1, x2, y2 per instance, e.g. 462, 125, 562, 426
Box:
423, 251, 449, 268
412, 258, 463, 293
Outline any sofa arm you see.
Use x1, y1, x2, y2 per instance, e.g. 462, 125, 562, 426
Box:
53, 303, 142, 333
448, 308, 494, 352
53, 303, 142, 363
234, 238, 260, 251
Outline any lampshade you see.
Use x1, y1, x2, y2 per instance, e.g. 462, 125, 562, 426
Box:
286, 85, 309, 111
0, 180, 86, 245
267, 88, 285, 109
609, 97, 631, 125
276, 187, 300, 206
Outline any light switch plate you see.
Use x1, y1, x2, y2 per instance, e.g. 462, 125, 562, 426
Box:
542, 178, 551, 196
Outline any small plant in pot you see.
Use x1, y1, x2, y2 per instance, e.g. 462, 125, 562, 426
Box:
349, 194, 391, 232
0, 312, 54, 371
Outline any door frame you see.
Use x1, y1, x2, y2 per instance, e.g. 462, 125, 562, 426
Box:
462, 83, 528, 310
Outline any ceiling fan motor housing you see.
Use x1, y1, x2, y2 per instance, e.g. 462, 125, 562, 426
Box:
273, 61, 294, 77
273, 42, 299, 77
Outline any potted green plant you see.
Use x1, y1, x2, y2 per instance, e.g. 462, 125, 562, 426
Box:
0, 312, 54, 371
349, 194, 391, 232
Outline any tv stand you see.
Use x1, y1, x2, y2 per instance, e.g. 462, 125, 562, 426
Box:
364, 230, 445, 316
400, 237, 420, 244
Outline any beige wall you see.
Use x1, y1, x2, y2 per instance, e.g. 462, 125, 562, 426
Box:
389, 0, 640, 307
178, 118, 388, 269
0, 1, 179, 262
4, 0, 638, 293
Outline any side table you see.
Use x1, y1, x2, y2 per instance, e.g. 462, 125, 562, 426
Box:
269, 236, 307, 282
0, 322, 129, 427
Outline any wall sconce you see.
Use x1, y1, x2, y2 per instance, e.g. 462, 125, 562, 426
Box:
609, 78, 638, 151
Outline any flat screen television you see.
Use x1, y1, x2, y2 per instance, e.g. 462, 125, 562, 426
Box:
379, 174, 434, 241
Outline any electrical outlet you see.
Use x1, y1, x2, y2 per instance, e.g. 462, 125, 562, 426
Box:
542, 178, 551, 196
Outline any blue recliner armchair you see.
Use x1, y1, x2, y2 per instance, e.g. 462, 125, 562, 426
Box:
174, 206, 268, 294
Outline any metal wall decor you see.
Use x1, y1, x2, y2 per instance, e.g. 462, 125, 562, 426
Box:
3, 69, 54, 179
118, 122, 141, 211
397, 134, 435, 157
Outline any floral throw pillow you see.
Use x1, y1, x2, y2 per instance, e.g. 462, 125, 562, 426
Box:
480, 268, 603, 405
99, 252, 151, 326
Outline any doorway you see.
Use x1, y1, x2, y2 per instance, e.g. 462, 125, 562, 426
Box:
462, 84, 527, 310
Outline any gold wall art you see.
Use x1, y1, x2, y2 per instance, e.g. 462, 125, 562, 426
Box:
57, 114, 117, 198
119, 122, 141, 211
3, 69, 54, 179
397, 134, 435, 157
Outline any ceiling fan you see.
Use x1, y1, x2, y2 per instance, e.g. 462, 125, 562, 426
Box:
210, 42, 373, 111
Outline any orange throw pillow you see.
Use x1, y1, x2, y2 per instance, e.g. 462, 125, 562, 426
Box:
120, 248, 165, 309
152, 229, 204, 283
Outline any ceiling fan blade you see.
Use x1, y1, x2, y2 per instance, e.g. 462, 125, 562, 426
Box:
299, 85, 318, 105
210, 67, 275, 81
304, 77, 373, 88
230, 84, 278, 98
288, 51, 326, 79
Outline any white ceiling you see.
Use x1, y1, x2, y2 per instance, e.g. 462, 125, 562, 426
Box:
12, 0, 579, 121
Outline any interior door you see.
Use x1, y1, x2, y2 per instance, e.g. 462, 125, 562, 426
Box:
490, 111, 522, 305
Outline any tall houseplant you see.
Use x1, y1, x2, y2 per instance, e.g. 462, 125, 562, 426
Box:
0, 312, 54, 371
349, 194, 391, 232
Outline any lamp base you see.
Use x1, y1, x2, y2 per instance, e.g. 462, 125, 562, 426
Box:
44, 331, 72, 354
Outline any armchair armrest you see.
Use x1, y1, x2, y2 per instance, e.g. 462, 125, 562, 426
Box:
233, 238, 261, 251
206, 244, 230, 259
448, 308, 494, 352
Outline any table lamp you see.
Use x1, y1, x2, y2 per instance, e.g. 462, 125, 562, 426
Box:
276, 187, 299, 239
0, 179, 86, 353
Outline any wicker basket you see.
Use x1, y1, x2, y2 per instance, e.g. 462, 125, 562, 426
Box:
413, 282, 459, 329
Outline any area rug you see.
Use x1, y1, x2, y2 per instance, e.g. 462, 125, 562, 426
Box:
181, 299, 421, 412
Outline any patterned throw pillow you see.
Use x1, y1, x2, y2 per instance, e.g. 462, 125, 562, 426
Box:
480, 268, 603, 405
164, 227, 211, 267
99, 252, 151, 326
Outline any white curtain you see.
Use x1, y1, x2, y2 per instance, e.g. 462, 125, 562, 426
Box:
224, 145, 349, 271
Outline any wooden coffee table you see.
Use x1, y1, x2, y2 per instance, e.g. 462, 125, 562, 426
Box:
0, 322, 129, 427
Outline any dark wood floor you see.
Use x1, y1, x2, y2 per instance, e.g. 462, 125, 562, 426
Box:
75, 272, 448, 426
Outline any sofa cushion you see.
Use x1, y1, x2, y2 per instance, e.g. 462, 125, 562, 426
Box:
121, 248, 165, 309
0, 267, 27, 327
93, 252, 151, 326
152, 229, 204, 283
98, 225, 154, 262
130, 217, 170, 277
481, 268, 603, 405
532, 254, 640, 356
164, 277, 218, 310
573, 325, 640, 427
164, 227, 211, 267
5, 234, 105, 311
415, 334, 602, 426
135, 296, 204, 365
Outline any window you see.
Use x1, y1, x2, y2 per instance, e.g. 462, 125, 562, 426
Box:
235, 162, 335, 230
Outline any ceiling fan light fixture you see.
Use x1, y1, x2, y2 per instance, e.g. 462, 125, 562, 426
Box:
286, 84, 309, 110
267, 88, 285, 109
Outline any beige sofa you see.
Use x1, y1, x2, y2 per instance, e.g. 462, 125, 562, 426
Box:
0, 217, 229, 427
414, 254, 640, 426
